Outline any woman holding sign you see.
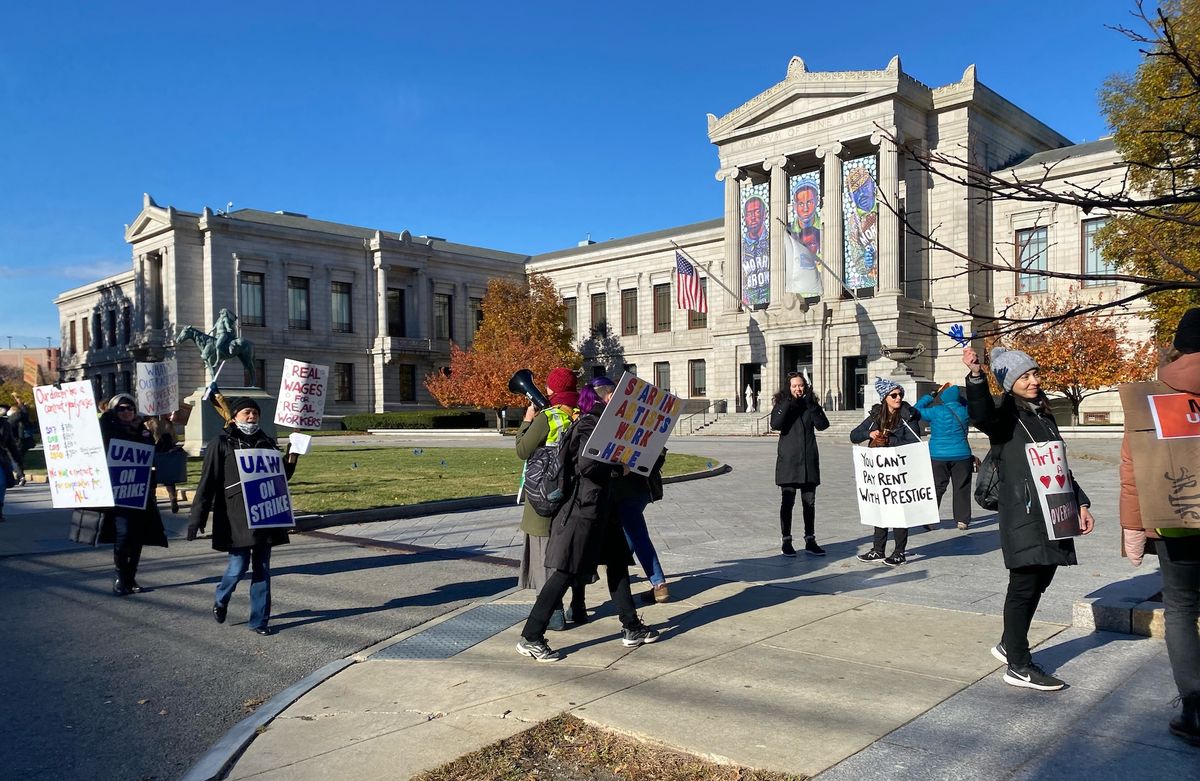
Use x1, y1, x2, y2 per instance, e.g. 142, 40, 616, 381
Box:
963, 346, 1094, 692
770, 371, 830, 556
99, 393, 168, 595
851, 379, 922, 566
187, 397, 299, 635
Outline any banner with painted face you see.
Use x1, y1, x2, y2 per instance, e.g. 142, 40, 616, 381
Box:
107, 440, 155, 510
842, 155, 879, 291
852, 442, 939, 528
136, 358, 178, 417
784, 171, 823, 298
1023, 439, 1082, 539
581, 372, 681, 475
235, 448, 295, 528
34, 381, 114, 508
740, 181, 770, 309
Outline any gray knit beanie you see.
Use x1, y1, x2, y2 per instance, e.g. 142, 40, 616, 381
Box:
990, 347, 1038, 392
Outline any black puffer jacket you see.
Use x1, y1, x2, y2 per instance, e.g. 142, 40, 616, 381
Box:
965, 374, 1089, 569
849, 402, 922, 446
544, 402, 633, 576
188, 424, 296, 552
771, 391, 830, 486
97, 411, 168, 547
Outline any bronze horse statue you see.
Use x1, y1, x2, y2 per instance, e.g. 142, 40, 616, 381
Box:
177, 310, 257, 386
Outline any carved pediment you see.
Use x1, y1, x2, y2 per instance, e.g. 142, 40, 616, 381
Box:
124, 193, 193, 243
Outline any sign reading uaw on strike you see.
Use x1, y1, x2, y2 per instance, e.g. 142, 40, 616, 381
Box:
275, 359, 327, 429
235, 448, 295, 528
107, 440, 155, 510
852, 442, 939, 528
582, 372, 680, 474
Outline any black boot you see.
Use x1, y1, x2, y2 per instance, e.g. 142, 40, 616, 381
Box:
112, 550, 132, 596
126, 547, 144, 593
1171, 693, 1200, 746
780, 515, 796, 557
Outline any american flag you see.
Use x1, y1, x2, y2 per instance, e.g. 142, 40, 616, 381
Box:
675, 251, 708, 313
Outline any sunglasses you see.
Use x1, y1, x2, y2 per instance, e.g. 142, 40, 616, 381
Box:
115, 405, 136, 412
886, 392, 904, 399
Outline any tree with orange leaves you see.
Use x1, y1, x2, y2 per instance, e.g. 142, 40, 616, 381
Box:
424, 274, 580, 427
986, 291, 1158, 424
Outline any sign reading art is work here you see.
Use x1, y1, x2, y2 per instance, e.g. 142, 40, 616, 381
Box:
852, 442, 938, 528
275, 359, 328, 430
235, 448, 295, 529
582, 372, 680, 475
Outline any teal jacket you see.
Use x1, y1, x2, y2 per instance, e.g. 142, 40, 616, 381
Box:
914, 385, 972, 461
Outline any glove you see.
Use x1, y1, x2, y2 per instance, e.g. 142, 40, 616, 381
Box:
186, 525, 201, 542
1122, 528, 1146, 567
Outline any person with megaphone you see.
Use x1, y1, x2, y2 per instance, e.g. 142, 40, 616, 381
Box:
513, 367, 587, 631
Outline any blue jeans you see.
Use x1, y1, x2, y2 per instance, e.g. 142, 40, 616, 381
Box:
215, 543, 272, 629
617, 496, 665, 587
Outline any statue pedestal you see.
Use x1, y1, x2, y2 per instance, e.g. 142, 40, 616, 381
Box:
182, 386, 279, 455
881, 365, 937, 412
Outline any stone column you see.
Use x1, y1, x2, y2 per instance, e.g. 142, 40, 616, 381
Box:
764, 156, 788, 309
816, 142, 844, 300
135, 254, 148, 333
715, 166, 741, 313
871, 127, 903, 295
416, 269, 430, 340
375, 261, 389, 338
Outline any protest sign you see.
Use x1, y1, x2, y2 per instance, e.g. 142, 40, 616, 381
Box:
135, 358, 178, 417
852, 442, 939, 528
23, 356, 41, 386
235, 448, 295, 528
275, 359, 328, 429
1022, 439, 1082, 539
581, 372, 680, 475
1121, 381, 1200, 528
288, 432, 312, 455
107, 439, 154, 510
33, 381, 114, 508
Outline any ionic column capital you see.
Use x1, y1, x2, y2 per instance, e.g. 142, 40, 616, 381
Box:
816, 141, 843, 160
762, 155, 789, 172
870, 126, 904, 148
715, 166, 741, 182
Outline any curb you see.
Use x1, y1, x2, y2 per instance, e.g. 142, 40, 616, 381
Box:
1072, 597, 1165, 638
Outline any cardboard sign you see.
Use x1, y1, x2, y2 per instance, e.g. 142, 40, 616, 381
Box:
581, 372, 681, 474
1147, 392, 1200, 439
235, 448, 295, 528
852, 442, 939, 528
33, 381, 114, 508
135, 358, 179, 417
1121, 382, 1200, 528
23, 356, 41, 386
107, 440, 154, 510
1023, 439, 1082, 540
275, 359, 328, 430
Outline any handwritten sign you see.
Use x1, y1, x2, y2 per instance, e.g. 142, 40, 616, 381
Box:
275, 359, 328, 430
107, 440, 154, 510
135, 358, 178, 417
852, 442, 939, 528
581, 372, 680, 474
1120, 381, 1200, 528
1023, 439, 1081, 539
235, 448, 295, 528
33, 381, 114, 508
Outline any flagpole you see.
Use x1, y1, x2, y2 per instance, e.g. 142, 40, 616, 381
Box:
668, 240, 741, 303
773, 217, 857, 300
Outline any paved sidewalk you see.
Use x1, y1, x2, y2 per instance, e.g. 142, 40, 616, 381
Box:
210, 436, 1198, 779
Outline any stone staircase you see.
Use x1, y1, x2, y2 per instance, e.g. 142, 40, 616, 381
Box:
679, 408, 870, 437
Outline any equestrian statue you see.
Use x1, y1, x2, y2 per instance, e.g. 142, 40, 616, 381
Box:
177, 308, 257, 387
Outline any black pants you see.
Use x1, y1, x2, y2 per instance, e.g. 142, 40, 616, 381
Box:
113, 515, 143, 587
871, 526, 908, 555
932, 458, 973, 524
523, 564, 638, 641
1002, 564, 1058, 668
780, 483, 816, 539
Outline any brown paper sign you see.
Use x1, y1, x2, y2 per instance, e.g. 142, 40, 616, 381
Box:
1120, 382, 1200, 529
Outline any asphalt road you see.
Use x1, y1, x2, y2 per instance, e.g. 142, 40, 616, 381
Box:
0, 486, 517, 781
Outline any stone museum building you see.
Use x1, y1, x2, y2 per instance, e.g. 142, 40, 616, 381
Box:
57, 57, 1148, 423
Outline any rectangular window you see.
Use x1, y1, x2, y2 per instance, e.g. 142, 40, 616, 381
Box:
287, 277, 311, 330
244, 359, 266, 388
620, 288, 638, 336
386, 288, 406, 336
563, 297, 577, 338
689, 359, 706, 397
105, 309, 117, 346
239, 271, 265, 327
434, 293, 453, 340
122, 307, 132, 345
590, 293, 607, 332
469, 297, 484, 339
92, 313, 101, 348
81, 319, 89, 352
1017, 227, 1048, 294
69, 321, 77, 354
122, 371, 131, 393
331, 281, 353, 333
1082, 218, 1114, 284
688, 279, 708, 329
335, 363, 354, 402
653, 283, 671, 333
398, 364, 417, 402
653, 361, 670, 392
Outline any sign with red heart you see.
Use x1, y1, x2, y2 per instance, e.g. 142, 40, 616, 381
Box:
1023, 439, 1082, 539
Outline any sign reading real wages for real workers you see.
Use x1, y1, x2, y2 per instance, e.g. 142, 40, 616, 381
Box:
852, 442, 939, 528
275, 359, 328, 430
235, 448, 295, 528
107, 440, 155, 510
581, 372, 680, 475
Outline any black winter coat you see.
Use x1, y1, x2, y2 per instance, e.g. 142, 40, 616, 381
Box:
965, 375, 1089, 569
771, 392, 830, 486
97, 412, 168, 548
188, 425, 296, 552
849, 402, 922, 446
544, 403, 633, 576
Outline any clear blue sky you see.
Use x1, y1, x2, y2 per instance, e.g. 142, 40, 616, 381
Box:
0, 0, 1147, 347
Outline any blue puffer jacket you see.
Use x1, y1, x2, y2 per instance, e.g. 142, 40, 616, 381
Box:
914, 385, 972, 461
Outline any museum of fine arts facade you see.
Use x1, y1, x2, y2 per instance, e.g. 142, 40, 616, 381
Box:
56, 57, 1148, 424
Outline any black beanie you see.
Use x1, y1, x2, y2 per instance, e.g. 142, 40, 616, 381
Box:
230, 397, 261, 415
1175, 308, 1200, 353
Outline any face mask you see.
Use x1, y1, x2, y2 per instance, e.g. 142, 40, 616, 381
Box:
235, 421, 260, 436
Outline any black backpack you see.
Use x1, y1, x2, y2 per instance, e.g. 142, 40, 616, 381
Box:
523, 421, 577, 518
974, 445, 1002, 510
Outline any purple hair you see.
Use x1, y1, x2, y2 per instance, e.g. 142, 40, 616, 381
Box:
578, 376, 616, 415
